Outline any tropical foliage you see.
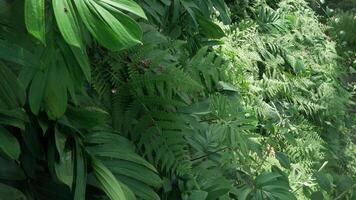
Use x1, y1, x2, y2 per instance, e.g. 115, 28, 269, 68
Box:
0, 0, 354, 200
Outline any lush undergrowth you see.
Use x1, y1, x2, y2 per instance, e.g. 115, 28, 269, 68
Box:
0, 0, 354, 199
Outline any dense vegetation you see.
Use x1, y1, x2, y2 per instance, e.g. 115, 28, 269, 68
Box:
0, 0, 354, 199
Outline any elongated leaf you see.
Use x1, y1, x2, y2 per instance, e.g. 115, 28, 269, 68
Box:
92, 157, 127, 200
55, 127, 67, 157
0, 157, 26, 181
0, 40, 37, 67
256, 172, 282, 186
25, 0, 45, 44
103, 160, 162, 188
74, 0, 142, 51
97, 0, 147, 19
0, 183, 26, 200
115, 175, 160, 200
0, 126, 20, 160
196, 15, 225, 39
74, 139, 86, 200
0, 62, 26, 109
29, 71, 47, 115
0, 108, 28, 130
275, 152, 291, 169
53, 0, 82, 48
55, 150, 74, 188
44, 53, 68, 119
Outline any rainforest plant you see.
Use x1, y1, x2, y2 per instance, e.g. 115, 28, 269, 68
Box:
0, 0, 354, 200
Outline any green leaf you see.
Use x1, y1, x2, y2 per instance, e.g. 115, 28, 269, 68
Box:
114, 175, 160, 200
53, 0, 82, 48
0, 62, 26, 109
311, 191, 324, 200
97, 0, 147, 19
0, 183, 26, 200
188, 190, 208, 200
0, 40, 37, 67
29, 71, 47, 115
0, 126, 20, 160
0, 108, 28, 130
70, 47, 91, 82
25, 0, 45, 44
91, 157, 128, 200
65, 107, 108, 129
237, 186, 252, 200
55, 150, 74, 188
44, 53, 69, 119
55, 127, 67, 157
74, 0, 142, 51
275, 152, 291, 169
74, 139, 86, 200
256, 172, 282, 186
0, 157, 26, 181
316, 173, 332, 191
217, 81, 238, 92
103, 160, 162, 188
196, 15, 225, 39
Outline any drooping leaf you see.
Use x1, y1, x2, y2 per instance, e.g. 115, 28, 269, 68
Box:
97, 0, 147, 19
275, 152, 291, 169
74, 139, 86, 200
53, 0, 82, 48
74, 0, 142, 51
29, 71, 47, 115
44, 53, 69, 119
91, 157, 128, 200
0, 62, 26, 109
0, 126, 20, 160
0, 183, 26, 200
25, 0, 45, 44
55, 149, 74, 188
196, 15, 225, 39
0, 157, 26, 181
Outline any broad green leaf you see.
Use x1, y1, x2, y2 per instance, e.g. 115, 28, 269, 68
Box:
65, 107, 108, 129
74, 139, 86, 200
0, 183, 26, 200
115, 175, 160, 200
53, 0, 82, 48
55, 150, 74, 188
0, 62, 26, 109
0, 108, 28, 130
0, 126, 20, 160
315, 173, 332, 191
44, 53, 68, 119
0, 157, 26, 181
188, 190, 208, 200
25, 0, 45, 44
256, 172, 282, 186
237, 186, 252, 200
86, 144, 157, 172
22, 123, 44, 158
70, 47, 91, 81
55, 127, 67, 157
97, 0, 147, 19
275, 152, 291, 169
29, 71, 47, 115
311, 191, 324, 200
103, 160, 162, 188
196, 15, 225, 39
74, 0, 142, 51
0, 40, 37, 67
211, 0, 230, 24
217, 81, 238, 92
92, 157, 127, 200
